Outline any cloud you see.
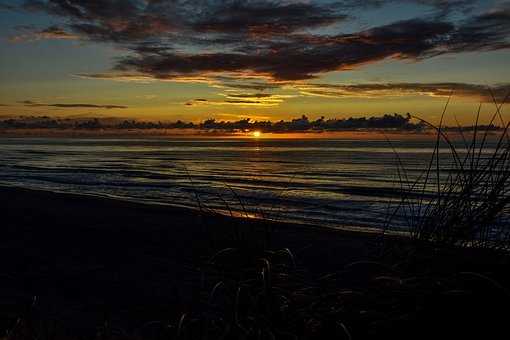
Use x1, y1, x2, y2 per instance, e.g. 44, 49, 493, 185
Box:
225, 93, 273, 99
111, 18, 460, 81
191, 1, 348, 35
295, 82, 510, 102
219, 82, 281, 91
18, 100, 40, 105
185, 93, 294, 107
74, 73, 159, 83
446, 1, 510, 52
19, 1, 510, 83
0, 3, 16, 11
22, 1, 347, 40
74, 72, 238, 86
410, 0, 477, 15
10, 25, 79, 42
185, 98, 271, 107
74, 72, 282, 93
38, 25, 79, 39
18, 100, 128, 109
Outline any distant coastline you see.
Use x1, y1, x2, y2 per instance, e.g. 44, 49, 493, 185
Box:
0, 113, 504, 138
0, 128, 469, 140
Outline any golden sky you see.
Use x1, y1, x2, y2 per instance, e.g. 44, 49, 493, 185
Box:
1, 1, 509, 126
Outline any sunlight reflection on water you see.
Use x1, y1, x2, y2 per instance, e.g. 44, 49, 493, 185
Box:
0, 137, 500, 230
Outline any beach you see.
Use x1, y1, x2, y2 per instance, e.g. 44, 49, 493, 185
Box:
2, 184, 510, 339
0, 185, 383, 332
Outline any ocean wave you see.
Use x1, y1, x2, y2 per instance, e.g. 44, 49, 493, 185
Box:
1, 137, 471, 230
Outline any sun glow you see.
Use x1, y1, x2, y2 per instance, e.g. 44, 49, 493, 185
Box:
252, 131, 262, 138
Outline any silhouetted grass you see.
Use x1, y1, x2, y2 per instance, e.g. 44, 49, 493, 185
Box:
6, 239, 509, 340
384, 92, 510, 250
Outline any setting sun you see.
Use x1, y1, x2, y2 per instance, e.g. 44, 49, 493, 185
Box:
253, 131, 262, 138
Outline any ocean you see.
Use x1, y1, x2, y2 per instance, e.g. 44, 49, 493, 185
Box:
0, 137, 496, 231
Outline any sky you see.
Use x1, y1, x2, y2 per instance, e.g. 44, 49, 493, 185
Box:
0, 0, 509, 125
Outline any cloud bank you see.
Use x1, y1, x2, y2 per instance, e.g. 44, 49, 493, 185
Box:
16, 1, 509, 82
11, 1, 510, 107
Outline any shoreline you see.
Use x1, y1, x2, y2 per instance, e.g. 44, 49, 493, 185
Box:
0, 183, 396, 236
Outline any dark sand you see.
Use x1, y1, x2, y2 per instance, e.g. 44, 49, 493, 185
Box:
0, 185, 382, 332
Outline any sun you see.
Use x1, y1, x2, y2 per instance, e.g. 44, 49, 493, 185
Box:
252, 131, 262, 138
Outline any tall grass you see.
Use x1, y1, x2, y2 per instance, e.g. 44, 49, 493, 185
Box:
385, 92, 510, 250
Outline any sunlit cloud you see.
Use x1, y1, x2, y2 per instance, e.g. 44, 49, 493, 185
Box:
184, 99, 278, 108
74, 72, 273, 87
184, 92, 295, 107
294, 82, 510, 102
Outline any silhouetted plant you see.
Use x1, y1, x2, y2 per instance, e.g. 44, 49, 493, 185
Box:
385, 91, 510, 250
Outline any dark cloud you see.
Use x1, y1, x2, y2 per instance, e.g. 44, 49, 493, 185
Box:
296, 82, 510, 102
226, 93, 273, 99
20, 1, 510, 81
23, 0, 140, 21
21, 0, 477, 43
18, 100, 38, 105
113, 18, 458, 80
10, 25, 79, 42
0, 3, 17, 11
225, 99, 263, 104
191, 1, 348, 35
18, 100, 127, 109
185, 99, 208, 106
411, 0, 477, 15
447, 2, 510, 52
50, 103, 128, 109
113, 14, 510, 81
23, 0, 173, 42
